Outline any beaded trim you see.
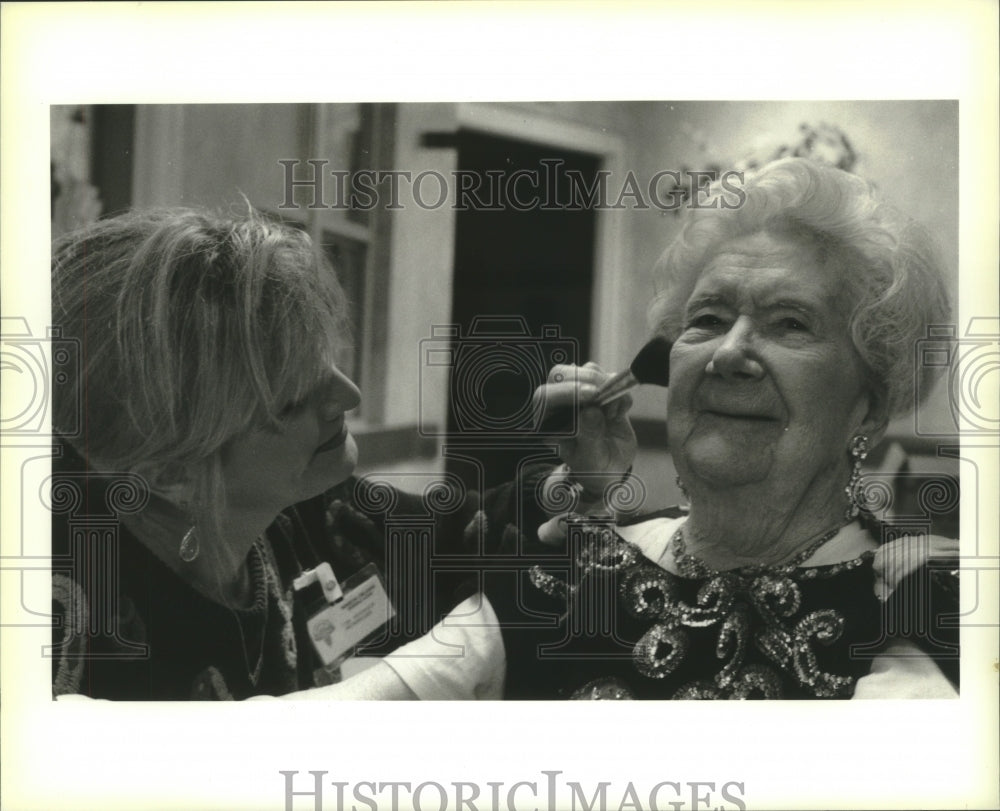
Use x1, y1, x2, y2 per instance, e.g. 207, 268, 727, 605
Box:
529, 566, 575, 600
571, 677, 635, 700
534, 517, 876, 699
671, 524, 847, 579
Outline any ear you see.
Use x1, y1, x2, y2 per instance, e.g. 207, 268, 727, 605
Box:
856, 386, 890, 447
130, 460, 197, 507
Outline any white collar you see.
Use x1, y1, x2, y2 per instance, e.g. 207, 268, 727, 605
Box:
616, 516, 879, 574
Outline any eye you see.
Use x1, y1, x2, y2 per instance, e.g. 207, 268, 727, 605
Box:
278, 395, 309, 419
778, 317, 809, 331
688, 313, 726, 329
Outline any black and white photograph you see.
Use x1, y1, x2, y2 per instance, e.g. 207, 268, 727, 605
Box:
2, 3, 998, 810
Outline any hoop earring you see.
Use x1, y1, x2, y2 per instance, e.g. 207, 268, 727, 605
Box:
179, 526, 200, 563
844, 434, 870, 520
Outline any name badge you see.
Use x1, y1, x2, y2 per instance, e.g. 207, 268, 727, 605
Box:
295, 563, 396, 668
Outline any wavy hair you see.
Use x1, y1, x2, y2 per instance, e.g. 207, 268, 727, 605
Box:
52, 206, 352, 524
648, 157, 952, 418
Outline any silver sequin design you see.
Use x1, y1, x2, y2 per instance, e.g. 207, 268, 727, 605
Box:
537, 520, 872, 700
571, 677, 636, 700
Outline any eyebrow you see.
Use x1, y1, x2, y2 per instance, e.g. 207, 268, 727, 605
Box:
684, 292, 824, 317
684, 293, 726, 315
766, 298, 822, 315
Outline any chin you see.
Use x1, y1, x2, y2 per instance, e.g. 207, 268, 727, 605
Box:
689, 462, 772, 489
683, 437, 774, 488
307, 435, 359, 495
340, 435, 360, 478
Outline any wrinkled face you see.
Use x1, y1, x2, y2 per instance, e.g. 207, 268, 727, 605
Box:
666, 230, 874, 495
220, 364, 362, 514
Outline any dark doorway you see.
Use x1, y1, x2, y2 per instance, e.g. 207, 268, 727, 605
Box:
446, 130, 601, 490
91, 105, 136, 217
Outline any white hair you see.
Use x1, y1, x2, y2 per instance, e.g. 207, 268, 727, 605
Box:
649, 157, 952, 418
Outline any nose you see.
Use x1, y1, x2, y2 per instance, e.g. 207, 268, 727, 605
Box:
707, 316, 764, 380
317, 365, 362, 419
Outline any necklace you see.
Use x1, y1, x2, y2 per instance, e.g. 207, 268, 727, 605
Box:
670, 522, 846, 578
224, 540, 269, 686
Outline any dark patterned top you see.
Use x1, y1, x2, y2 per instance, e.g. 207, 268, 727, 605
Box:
487, 511, 959, 700
50, 442, 552, 700
50, 440, 958, 701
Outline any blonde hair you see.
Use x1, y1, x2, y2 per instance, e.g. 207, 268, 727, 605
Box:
52, 206, 351, 526
649, 158, 952, 418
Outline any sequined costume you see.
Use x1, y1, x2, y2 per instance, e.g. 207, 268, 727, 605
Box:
486, 509, 959, 700
51, 440, 958, 700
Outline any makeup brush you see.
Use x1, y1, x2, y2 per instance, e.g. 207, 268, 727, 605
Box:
593, 334, 672, 406
537, 335, 672, 433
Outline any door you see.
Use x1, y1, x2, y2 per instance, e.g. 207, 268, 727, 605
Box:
446, 129, 601, 489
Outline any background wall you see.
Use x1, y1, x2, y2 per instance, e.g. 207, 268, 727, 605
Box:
440, 101, 960, 508
51, 100, 960, 520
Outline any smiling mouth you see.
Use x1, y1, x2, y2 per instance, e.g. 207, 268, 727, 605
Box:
315, 423, 348, 454
703, 410, 778, 422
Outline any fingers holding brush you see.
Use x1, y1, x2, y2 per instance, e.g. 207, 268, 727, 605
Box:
532, 362, 605, 428
557, 397, 637, 495
532, 361, 638, 492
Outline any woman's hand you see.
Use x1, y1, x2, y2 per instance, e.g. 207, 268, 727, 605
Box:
533, 362, 638, 498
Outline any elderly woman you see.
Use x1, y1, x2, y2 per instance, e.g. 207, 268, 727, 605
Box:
485, 157, 959, 699
50, 206, 605, 701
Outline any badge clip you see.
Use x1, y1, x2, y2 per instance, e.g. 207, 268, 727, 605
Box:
293, 561, 343, 606
293, 562, 396, 669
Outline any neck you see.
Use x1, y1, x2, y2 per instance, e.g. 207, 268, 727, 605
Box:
681, 467, 848, 569
124, 497, 276, 608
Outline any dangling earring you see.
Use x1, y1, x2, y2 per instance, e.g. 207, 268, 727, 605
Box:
844, 434, 870, 520
179, 526, 200, 562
